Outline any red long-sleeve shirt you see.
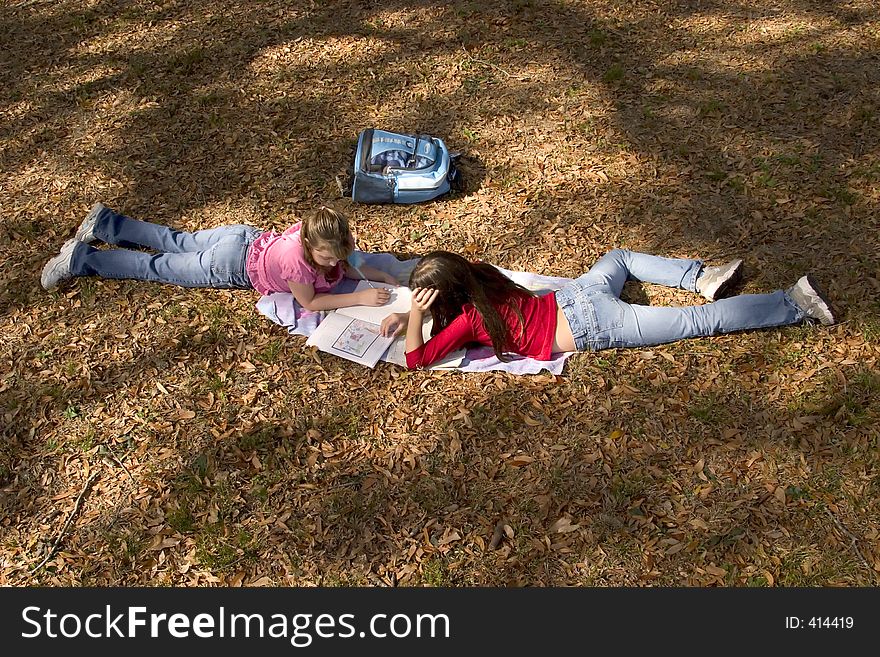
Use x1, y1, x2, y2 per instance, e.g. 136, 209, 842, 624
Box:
405, 292, 559, 369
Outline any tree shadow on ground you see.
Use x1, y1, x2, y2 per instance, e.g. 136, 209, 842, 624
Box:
3, 1, 876, 271
2, 0, 878, 585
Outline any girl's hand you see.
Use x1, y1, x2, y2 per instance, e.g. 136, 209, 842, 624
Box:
411, 287, 439, 313
380, 312, 409, 337
357, 287, 391, 306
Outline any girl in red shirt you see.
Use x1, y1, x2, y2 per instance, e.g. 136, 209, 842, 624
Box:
390, 249, 836, 369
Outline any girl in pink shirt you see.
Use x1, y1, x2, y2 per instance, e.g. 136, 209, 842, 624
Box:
246, 206, 397, 310
42, 204, 397, 311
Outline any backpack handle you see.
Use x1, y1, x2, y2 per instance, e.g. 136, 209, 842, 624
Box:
406, 136, 421, 168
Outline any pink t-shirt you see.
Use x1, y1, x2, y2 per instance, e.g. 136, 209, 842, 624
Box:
245, 223, 344, 295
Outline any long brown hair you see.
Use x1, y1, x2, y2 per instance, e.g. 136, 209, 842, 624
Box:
300, 206, 354, 271
409, 251, 536, 361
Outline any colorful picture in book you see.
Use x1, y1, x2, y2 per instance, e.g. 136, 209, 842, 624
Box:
332, 319, 380, 357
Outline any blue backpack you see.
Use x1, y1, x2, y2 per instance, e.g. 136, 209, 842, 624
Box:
347, 128, 462, 204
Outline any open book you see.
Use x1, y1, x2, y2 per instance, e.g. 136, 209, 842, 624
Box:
305, 281, 466, 369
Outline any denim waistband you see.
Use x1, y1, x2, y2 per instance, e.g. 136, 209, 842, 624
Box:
555, 280, 626, 352
555, 283, 592, 351
241, 227, 265, 289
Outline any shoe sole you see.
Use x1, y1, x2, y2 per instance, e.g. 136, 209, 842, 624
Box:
804, 274, 836, 326
41, 239, 79, 290
75, 202, 104, 244
709, 259, 743, 301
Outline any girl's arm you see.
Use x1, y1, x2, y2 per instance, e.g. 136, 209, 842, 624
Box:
343, 262, 399, 286
405, 307, 429, 354
404, 288, 474, 369
288, 280, 389, 311
405, 287, 438, 352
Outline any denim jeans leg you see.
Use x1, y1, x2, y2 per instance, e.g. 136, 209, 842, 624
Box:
92, 205, 180, 251
573, 249, 632, 296
575, 249, 703, 296
607, 290, 804, 348
70, 232, 256, 289
558, 250, 758, 351
620, 250, 703, 292
175, 224, 262, 253
95, 205, 259, 254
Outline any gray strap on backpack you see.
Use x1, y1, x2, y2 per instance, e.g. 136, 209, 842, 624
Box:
406, 135, 421, 168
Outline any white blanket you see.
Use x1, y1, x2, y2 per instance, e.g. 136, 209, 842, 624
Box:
255, 252, 575, 375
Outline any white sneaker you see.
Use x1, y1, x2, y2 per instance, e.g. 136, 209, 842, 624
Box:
786, 275, 836, 326
696, 258, 743, 301
74, 202, 104, 244
41, 239, 80, 290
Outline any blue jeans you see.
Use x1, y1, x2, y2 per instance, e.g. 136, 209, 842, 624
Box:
70, 205, 262, 288
555, 249, 805, 351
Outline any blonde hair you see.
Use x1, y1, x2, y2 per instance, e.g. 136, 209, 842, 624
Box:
300, 206, 354, 270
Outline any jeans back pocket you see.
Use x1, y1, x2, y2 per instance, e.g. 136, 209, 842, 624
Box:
586, 289, 624, 334
210, 236, 249, 287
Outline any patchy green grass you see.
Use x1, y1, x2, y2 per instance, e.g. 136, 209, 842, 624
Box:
603, 64, 625, 83
195, 528, 259, 571
688, 392, 732, 426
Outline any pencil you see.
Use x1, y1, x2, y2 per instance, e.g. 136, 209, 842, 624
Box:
353, 265, 376, 288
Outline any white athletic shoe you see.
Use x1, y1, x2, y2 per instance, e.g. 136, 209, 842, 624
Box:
74, 202, 104, 244
41, 238, 79, 290
696, 258, 744, 301
786, 275, 836, 326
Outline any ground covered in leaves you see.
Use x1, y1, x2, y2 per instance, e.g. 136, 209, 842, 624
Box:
1, 0, 878, 586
